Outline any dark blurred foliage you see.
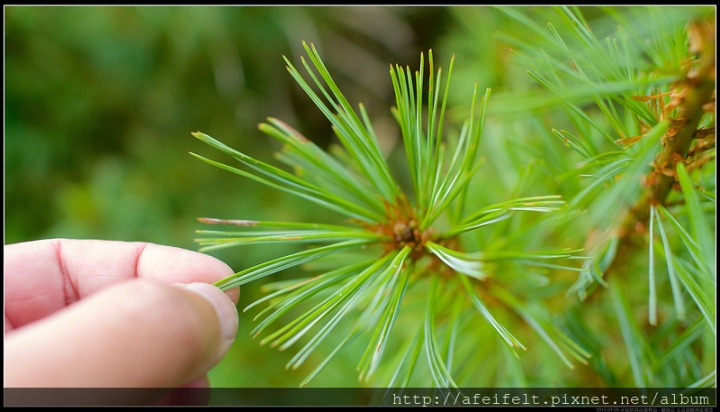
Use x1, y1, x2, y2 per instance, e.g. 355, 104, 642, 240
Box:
4, 5, 455, 387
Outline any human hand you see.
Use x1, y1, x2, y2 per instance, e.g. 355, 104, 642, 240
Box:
4, 239, 239, 397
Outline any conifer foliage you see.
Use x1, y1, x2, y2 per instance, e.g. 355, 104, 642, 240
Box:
192, 7, 715, 388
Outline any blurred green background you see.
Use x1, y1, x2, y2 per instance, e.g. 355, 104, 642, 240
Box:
6, 6, 711, 390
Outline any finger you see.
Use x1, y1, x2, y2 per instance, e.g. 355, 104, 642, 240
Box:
4, 239, 239, 329
4, 279, 238, 388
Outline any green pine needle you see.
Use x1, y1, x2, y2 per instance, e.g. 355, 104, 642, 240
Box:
190, 5, 714, 388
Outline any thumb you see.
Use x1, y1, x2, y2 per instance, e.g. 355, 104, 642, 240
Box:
5, 279, 239, 388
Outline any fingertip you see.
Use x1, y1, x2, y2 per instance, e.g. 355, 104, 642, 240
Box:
136, 244, 238, 291
224, 285, 240, 306
176, 282, 239, 346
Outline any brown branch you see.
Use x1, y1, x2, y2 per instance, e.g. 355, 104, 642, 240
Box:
619, 19, 715, 239
592, 19, 717, 292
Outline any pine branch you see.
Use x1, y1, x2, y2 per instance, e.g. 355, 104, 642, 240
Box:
190, 7, 713, 388
620, 19, 716, 238
192, 41, 585, 387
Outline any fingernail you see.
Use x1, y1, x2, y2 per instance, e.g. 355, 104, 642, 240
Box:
179, 283, 238, 344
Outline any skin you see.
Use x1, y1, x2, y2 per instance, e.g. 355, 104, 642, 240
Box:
4, 239, 240, 399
